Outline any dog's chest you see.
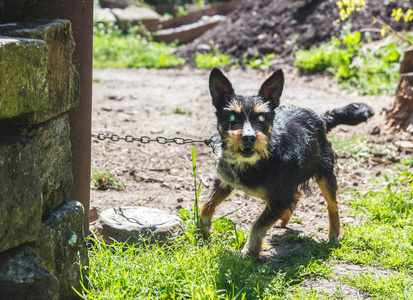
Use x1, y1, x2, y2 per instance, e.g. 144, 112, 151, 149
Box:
217, 161, 269, 199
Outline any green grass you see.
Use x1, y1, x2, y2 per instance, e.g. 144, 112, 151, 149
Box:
342, 272, 413, 299
91, 169, 126, 190
93, 23, 184, 68
333, 170, 413, 270
82, 145, 413, 299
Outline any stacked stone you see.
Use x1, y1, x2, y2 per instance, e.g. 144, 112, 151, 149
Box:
0, 19, 88, 299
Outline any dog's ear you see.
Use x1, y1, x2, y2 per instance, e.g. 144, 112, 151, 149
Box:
258, 69, 284, 107
209, 68, 234, 109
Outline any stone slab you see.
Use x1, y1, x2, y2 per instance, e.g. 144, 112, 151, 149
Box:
0, 19, 80, 124
36, 201, 88, 300
112, 6, 160, 30
91, 206, 184, 246
0, 137, 42, 253
0, 245, 59, 300
27, 114, 74, 217
0, 36, 48, 119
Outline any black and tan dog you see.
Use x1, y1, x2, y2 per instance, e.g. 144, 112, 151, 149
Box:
200, 68, 374, 258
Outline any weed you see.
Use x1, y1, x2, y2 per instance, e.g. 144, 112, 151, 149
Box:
195, 40, 233, 69
244, 53, 276, 70
91, 169, 126, 190
295, 24, 413, 95
171, 107, 192, 115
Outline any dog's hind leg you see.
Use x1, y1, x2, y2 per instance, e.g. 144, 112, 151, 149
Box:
245, 204, 285, 258
317, 176, 343, 240
200, 179, 233, 239
275, 189, 301, 228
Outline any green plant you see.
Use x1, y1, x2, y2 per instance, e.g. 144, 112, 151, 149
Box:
172, 107, 192, 115
334, 171, 413, 270
244, 53, 276, 70
91, 169, 126, 190
195, 41, 233, 69
93, 22, 184, 68
295, 25, 411, 95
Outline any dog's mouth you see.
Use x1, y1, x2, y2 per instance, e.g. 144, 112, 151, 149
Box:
240, 147, 255, 157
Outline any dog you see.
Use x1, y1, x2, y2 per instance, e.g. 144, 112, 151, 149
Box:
200, 68, 374, 258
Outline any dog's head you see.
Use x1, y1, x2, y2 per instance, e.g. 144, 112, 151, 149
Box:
209, 68, 284, 165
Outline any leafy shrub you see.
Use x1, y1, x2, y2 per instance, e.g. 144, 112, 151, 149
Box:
93, 22, 184, 68
295, 25, 412, 95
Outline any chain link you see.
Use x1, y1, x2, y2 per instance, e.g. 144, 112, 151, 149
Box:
91, 132, 219, 154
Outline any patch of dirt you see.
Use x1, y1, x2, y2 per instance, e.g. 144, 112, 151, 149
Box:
91, 67, 412, 295
177, 0, 413, 64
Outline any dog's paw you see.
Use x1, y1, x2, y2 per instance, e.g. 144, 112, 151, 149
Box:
274, 220, 288, 228
328, 227, 344, 241
241, 246, 260, 260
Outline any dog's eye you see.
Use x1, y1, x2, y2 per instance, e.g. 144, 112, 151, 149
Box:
228, 114, 236, 122
258, 115, 265, 122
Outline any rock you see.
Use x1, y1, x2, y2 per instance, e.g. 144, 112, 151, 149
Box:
91, 206, 184, 246
35, 201, 88, 300
0, 19, 80, 124
27, 114, 73, 218
0, 137, 42, 253
94, 6, 117, 23
0, 36, 48, 119
394, 140, 413, 150
90, 206, 102, 223
0, 245, 59, 300
99, 0, 129, 9
112, 6, 161, 30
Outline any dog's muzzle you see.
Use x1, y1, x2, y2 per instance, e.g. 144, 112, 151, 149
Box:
241, 121, 256, 156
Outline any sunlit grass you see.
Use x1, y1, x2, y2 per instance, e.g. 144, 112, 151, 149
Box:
84, 144, 413, 299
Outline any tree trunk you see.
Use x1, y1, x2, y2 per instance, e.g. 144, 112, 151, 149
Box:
387, 48, 413, 132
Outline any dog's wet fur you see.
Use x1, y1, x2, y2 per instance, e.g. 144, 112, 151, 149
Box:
200, 68, 375, 258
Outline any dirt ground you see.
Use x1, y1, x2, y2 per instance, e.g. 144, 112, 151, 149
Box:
91, 66, 412, 297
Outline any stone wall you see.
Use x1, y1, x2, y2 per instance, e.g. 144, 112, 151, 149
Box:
0, 19, 88, 300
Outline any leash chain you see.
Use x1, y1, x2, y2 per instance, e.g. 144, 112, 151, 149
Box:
91, 132, 219, 154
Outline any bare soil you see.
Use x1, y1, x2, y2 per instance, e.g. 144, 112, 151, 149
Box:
177, 0, 413, 64
91, 67, 412, 296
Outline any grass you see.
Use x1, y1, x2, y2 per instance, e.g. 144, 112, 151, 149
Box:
82, 142, 413, 299
91, 169, 126, 190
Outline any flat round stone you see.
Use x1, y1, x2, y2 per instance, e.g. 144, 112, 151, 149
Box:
91, 206, 184, 246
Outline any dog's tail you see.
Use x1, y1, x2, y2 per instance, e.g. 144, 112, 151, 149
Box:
322, 103, 375, 133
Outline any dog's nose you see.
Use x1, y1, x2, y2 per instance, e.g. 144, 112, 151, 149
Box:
242, 134, 257, 147
242, 121, 257, 148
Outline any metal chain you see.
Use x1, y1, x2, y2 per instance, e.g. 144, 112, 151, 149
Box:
91, 132, 219, 154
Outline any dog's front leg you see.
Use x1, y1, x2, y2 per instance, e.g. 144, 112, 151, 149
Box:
245, 204, 285, 258
200, 179, 233, 239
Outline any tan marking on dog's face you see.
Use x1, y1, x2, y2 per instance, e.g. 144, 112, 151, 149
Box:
225, 129, 243, 153
255, 131, 269, 159
253, 102, 271, 114
224, 99, 242, 114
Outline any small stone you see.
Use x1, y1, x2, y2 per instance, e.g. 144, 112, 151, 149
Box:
90, 206, 184, 246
